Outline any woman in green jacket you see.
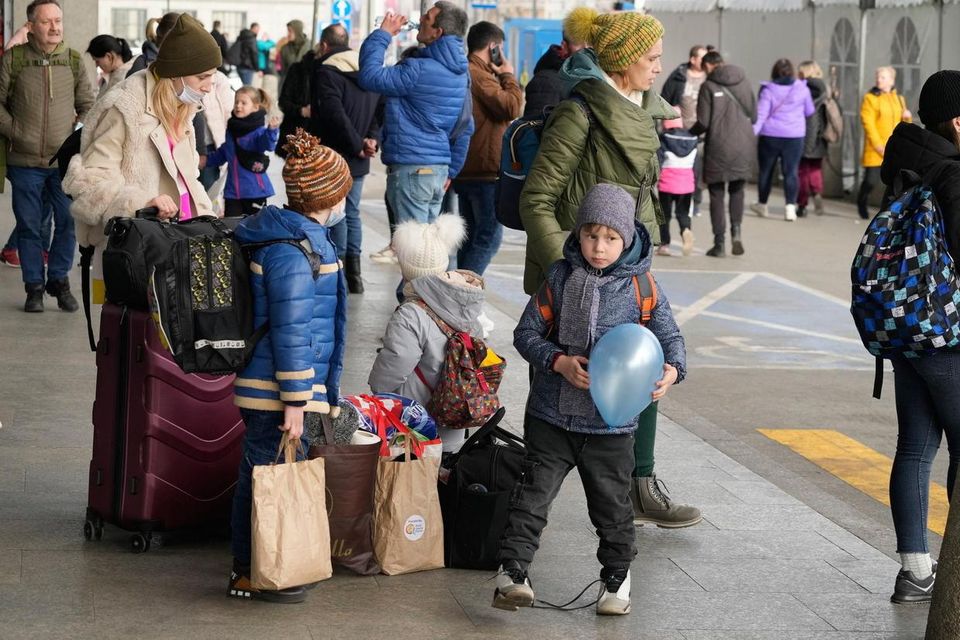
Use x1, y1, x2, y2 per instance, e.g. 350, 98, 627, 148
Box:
519, 7, 701, 529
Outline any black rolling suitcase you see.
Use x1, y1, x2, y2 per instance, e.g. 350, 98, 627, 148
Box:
438, 408, 527, 569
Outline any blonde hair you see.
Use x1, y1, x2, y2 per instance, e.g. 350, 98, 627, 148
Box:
798, 60, 822, 80
877, 66, 897, 79
145, 17, 160, 44
235, 86, 273, 113
150, 71, 196, 141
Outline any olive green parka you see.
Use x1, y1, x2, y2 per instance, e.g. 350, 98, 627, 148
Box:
519, 49, 676, 294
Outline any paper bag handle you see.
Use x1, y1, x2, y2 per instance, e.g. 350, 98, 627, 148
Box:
273, 438, 306, 464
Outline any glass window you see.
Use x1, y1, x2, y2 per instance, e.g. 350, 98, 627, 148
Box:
890, 17, 921, 106
211, 11, 247, 42
829, 18, 859, 189
111, 8, 147, 48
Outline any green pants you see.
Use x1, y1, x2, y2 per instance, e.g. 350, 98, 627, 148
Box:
633, 402, 657, 478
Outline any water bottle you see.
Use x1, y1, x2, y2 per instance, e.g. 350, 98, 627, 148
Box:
374, 14, 419, 31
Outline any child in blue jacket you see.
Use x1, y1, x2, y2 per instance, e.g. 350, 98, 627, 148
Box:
228, 129, 351, 603
495, 184, 687, 617
207, 86, 281, 217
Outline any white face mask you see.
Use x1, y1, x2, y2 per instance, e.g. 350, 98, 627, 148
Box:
324, 200, 346, 228
177, 77, 205, 105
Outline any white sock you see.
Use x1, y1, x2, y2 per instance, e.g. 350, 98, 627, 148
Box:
900, 552, 933, 578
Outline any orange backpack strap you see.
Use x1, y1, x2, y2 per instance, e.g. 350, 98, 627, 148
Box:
535, 281, 555, 334
633, 272, 657, 325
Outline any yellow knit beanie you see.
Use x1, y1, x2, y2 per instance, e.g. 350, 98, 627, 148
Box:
564, 8, 664, 73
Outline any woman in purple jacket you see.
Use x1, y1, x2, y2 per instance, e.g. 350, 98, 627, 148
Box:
749, 58, 815, 222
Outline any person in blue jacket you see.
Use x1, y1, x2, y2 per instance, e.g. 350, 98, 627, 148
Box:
228, 129, 351, 604
358, 1, 474, 225
206, 86, 281, 217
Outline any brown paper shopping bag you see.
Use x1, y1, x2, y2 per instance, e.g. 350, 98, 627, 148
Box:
252, 440, 333, 590
373, 438, 445, 575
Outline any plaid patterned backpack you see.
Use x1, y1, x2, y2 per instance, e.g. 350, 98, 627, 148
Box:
412, 300, 506, 430
850, 161, 960, 397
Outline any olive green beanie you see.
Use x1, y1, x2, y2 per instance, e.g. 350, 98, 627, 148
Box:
564, 8, 664, 73
153, 14, 222, 78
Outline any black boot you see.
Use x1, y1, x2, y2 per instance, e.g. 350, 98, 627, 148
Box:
731, 226, 744, 256
24, 283, 44, 313
45, 278, 79, 312
705, 235, 725, 258
344, 255, 364, 294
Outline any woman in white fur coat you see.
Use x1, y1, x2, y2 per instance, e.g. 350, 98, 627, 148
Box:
63, 14, 220, 303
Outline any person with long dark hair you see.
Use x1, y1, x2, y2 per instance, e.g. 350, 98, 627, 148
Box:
86, 34, 133, 98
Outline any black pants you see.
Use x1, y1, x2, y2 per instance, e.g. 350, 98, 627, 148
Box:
857, 167, 882, 219
659, 192, 693, 246
224, 198, 267, 218
708, 180, 745, 238
499, 415, 637, 572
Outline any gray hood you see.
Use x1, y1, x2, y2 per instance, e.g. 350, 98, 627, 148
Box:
409, 271, 485, 335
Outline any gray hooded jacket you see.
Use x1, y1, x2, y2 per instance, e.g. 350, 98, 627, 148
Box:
368, 271, 484, 405
514, 221, 686, 435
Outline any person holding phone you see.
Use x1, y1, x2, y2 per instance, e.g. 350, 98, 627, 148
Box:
452, 21, 522, 297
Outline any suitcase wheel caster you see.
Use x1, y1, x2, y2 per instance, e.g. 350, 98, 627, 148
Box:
130, 533, 151, 553
83, 519, 104, 542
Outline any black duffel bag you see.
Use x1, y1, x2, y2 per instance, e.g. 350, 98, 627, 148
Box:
438, 408, 527, 570
102, 209, 244, 310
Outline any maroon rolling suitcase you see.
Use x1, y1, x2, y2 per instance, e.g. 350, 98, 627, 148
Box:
84, 303, 245, 552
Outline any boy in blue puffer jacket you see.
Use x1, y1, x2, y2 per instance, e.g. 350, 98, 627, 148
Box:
206, 87, 281, 217
495, 184, 687, 617
228, 129, 350, 604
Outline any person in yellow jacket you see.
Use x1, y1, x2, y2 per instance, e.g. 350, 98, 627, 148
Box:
857, 66, 912, 219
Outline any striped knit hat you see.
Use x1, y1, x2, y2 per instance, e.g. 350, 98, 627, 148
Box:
281, 129, 353, 213
564, 8, 664, 73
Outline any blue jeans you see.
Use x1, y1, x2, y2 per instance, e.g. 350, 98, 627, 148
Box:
329, 176, 365, 258
756, 136, 804, 205
454, 181, 502, 275
238, 67, 255, 86
386, 164, 447, 225
5, 195, 52, 252
231, 408, 310, 567
8, 166, 75, 285
890, 353, 960, 553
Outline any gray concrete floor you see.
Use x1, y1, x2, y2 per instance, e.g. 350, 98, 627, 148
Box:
0, 162, 934, 638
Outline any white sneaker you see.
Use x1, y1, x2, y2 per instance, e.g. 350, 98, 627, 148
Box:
369, 245, 398, 264
681, 228, 694, 256
493, 562, 534, 611
750, 202, 769, 218
478, 312, 494, 339
813, 193, 824, 215
596, 569, 631, 616
784, 204, 797, 222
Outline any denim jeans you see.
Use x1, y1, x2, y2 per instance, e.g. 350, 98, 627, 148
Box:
231, 408, 310, 567
8, 166, 75, 285
199, 143, 220, 191
386, 164, 447, 225
890, 352, 960, 553
453, 180, 501, 275
329, 176, 365, 258
756, 136, 804, 205
4, 195, 52, 252
238, 67, 255, 86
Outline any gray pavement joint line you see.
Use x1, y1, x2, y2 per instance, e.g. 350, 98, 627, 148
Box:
694, 309, 863, 346
787, 591, 843, 633
674, 272, 757, 327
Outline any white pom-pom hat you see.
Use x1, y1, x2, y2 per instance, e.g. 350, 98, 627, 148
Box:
392, 214, 467, 282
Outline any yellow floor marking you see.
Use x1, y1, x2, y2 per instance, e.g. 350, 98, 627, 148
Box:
758, 429, 949, 536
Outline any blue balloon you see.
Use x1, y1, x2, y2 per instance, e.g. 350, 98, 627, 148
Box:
589, 324, 665, 427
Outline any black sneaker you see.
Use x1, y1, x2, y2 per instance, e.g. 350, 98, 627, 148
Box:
227, 569, 307, 603
890, 569, 934, 604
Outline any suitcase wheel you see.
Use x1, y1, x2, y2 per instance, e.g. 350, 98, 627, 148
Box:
83, 517, 104, 542
130, 532, 152, 553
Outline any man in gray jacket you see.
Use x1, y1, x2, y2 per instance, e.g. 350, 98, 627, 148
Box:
0, 0, 95, 312
691, 51, 756, 258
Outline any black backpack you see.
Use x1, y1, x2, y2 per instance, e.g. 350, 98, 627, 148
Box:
437, 408, 527, 569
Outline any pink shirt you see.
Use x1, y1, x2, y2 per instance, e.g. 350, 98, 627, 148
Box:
166, 136, 193, 220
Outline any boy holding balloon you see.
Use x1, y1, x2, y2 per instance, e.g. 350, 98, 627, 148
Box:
494, 184, 687, 616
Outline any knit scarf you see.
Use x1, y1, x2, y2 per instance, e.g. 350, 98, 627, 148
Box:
558, 264, 611, 417
227, 109, 266, 140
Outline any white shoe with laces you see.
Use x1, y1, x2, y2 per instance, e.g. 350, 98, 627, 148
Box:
750, 202, 769, 218
369, 245, 398, 264
596, 569, 631, 616
784, 204, 798, 222
493, 562, 535, 611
